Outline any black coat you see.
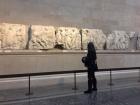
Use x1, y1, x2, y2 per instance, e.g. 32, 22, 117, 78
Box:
82, 51, 98, 71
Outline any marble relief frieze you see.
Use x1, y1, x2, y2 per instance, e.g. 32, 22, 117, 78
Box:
0, 24, 3, 49
29, 25, 55, 49
0, 22, 139, 51
55, 27, 81, 50
136, 33, 140, 49
0, 23, 27, 49
82, 29, 106, 50
106, 31, 136, 50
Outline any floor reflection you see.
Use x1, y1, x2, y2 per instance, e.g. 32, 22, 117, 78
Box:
86, 91, 97, 105
2, 86, 140, 105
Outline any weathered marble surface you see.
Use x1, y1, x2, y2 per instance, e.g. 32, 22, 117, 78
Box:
106, 31, 136, 50
0, 24, 3, 48
82, 29, 106, 49
29, 25, 55, 49
56, 27, 81, 50
0, 23, 27, 49
136, 33, 140, 49
0, 22, 138, 51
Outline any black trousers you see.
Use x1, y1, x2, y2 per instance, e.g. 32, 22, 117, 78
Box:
87, 70, 97, 90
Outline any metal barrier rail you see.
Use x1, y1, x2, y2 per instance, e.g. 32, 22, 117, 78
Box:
0, 67, 140, 95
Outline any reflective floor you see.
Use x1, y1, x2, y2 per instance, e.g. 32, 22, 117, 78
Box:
0, 71, 140, 105
1, 86, 140, 105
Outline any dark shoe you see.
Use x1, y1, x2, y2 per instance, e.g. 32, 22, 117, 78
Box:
84, 90, 92, 94
92, 88, 97, 91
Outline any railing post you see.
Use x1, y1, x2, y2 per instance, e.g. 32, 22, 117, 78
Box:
72, 72, 78, 90
108, 69, 114, 86
138, 69, 140, 82
26, 75, 33, 96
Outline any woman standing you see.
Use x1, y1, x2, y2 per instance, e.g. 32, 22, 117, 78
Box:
82, 42, 98, 94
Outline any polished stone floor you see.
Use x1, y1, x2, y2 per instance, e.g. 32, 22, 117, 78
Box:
0, 72, 140, 105
1, 86, 140, 105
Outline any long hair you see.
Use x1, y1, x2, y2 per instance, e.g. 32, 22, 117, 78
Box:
87, 42, 97, 60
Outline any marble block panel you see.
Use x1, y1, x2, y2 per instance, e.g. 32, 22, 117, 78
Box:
0, 23, 27, 49
82, 29, 106, 49
136, 33, 140, 50
0, 24, 3, 48
55, 27, 81, 50
106, 31, 136, 50
29, 25, 55, 49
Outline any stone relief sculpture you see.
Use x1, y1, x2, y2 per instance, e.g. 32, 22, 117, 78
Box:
0, 23, 27, 49
55, 27, 81, 50
29, 25, 55, 49
0, 24, 3, 49
106, 31, 136, 50
0, 22, 139, 51
136, 33, 140, 49
82, 29, 106, 49
128, 32, 137, 50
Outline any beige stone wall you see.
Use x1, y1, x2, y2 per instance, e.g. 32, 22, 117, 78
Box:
0, 51, 140, 75
0, 0, 140, 32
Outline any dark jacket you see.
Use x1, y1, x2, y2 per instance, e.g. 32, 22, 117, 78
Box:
82, 52, 97, 70
86, 52, 96, 68
82, 42, 98, 71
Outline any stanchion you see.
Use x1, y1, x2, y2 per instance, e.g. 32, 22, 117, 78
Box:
108, 69, 114, 86
72, 72, 78, 90
26, 75, 33, 96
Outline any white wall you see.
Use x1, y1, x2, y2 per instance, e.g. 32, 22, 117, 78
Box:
0, 0, 140, 31
0, 50, 140, 75
0, 50, 140, 90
